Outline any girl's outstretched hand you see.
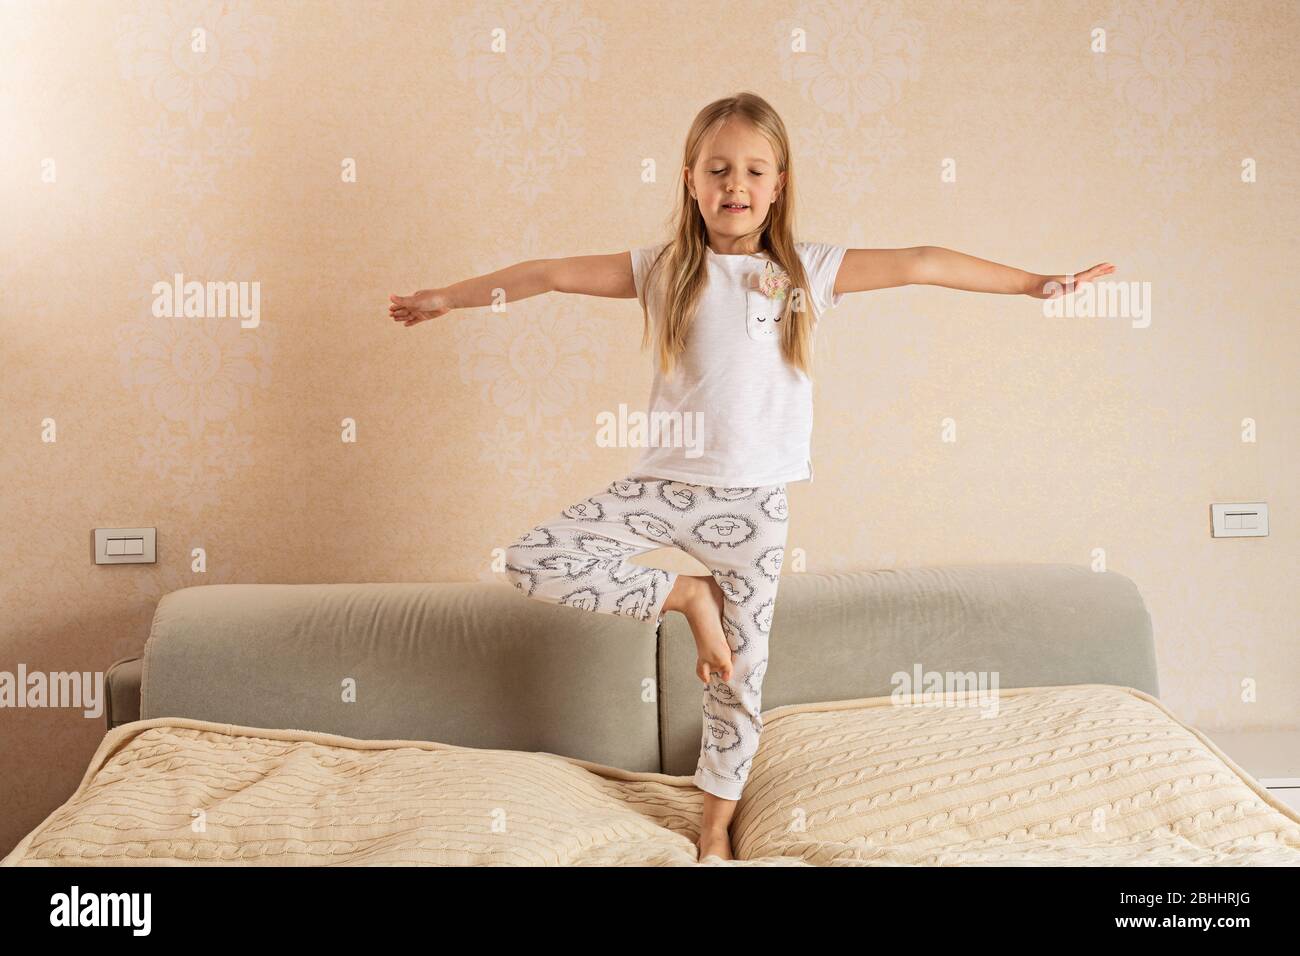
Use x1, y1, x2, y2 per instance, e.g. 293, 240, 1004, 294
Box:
389, 289, 452, 326
1025, 262, 1115, 299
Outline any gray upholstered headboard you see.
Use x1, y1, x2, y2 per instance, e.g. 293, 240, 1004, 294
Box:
106, 563, 1156, 778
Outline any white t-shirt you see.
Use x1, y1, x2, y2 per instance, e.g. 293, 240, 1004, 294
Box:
628, 240, 848, 487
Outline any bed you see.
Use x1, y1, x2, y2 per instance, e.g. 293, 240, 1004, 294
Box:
8, 566, 1297, 866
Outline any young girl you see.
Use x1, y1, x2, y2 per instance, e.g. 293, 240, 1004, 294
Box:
388, 91, 1113, 862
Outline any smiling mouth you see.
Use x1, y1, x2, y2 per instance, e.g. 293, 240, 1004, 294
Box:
722, 203, 749, 213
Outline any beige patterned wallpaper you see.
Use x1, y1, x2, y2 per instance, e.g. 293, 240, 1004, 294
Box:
1, 0, 1296, 856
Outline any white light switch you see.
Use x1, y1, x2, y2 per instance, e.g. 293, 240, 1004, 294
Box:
1210, 503, 1268, 538
93, 528, 157, 564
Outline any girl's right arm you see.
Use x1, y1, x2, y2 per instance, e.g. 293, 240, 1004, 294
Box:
389, 253, 635, 327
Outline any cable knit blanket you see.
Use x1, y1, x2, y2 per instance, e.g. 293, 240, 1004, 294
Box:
6, 684, 1298, 866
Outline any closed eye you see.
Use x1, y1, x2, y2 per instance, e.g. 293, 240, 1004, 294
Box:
710, 169, 764, 176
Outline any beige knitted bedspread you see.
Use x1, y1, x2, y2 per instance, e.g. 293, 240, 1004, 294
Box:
6, 684, 1299, 866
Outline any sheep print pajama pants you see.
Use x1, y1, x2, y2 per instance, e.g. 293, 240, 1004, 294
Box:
503, 474, 789, 801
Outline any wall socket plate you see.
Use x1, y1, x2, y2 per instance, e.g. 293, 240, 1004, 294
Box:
93, 527, 157, 564
1210, 503, 1268, 538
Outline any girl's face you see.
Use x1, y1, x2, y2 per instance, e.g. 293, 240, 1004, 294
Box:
685, 117, 785, 248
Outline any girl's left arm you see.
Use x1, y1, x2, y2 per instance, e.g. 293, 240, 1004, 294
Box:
832, 246, 1114, 299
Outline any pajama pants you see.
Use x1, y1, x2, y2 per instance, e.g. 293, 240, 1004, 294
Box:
503, 474, 790, 801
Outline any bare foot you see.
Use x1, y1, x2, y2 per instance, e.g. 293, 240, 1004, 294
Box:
665, 574, 732, 684
697, 825, 733, 861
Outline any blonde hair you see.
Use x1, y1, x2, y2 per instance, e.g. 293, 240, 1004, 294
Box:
636, 91, 822, 378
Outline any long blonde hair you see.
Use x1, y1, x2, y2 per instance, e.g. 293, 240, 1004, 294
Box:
637, 91, 822, 378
